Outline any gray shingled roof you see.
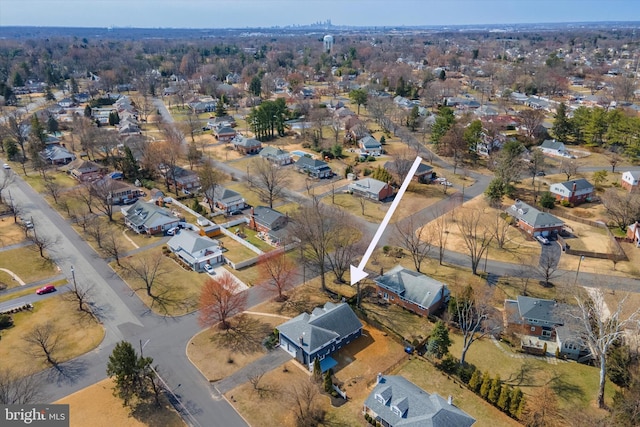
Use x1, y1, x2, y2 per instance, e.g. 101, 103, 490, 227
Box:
213, 186, 244, 205
259, 146, 291, 159
553, 178, 593, 192
508, 201, 563, 228
124, 200, 177, 229
277, 302, 362, 354
349, 178, 389, 196
540, 139, 565, 150
374, 265, 449, 310
364, 376, 476, 427
295, 156, 330, 170
167, 230, 219, 255
252, 206, 286, 229
517, 296, 563, 324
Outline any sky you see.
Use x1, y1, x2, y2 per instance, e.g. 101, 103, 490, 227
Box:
1, 0, 639, 29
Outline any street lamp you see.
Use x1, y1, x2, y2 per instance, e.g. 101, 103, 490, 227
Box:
70, 265, 77, 288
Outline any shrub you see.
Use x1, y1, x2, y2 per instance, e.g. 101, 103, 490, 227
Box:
555, 347, 560, 358
366, 156, 376, 162
468, 369, 483, 393
458, 363, 476, 384
439, 354, 458, 374
560, 199, 572, 207
364, 414, 371, 423
539, 191, 555, 209
363, 168, 372, 176
0, 314, 13, 330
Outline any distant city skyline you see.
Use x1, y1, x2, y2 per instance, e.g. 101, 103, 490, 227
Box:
1, 0, 639, 29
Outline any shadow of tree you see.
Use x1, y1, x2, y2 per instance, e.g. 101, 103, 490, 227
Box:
212, 314, 272, 354
547, 372, 585, 402
504, 361, 538, 387
45, 358, 88, 386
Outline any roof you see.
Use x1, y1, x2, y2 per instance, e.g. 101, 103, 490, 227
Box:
623, 170, 640, 181
349, 178, 391, 196
516, 296, 562, 324
277, 302, 362, 354
167, 230, 219, 257
124, 200, 177, 229
552, 178, 593, 192
252, 206, 286, 229
259, 146, 291, 159
508, 201, 563, 229
43, 146, 74, 161
295, 156, 330, 170
214, 126, 236, 135
540, 139, 565, 151
364, 376, 476, 427
359, 135, 381, 149
234, 137, 262, 148
213, 186, 244, 204
374, 265, 449, 310
384, 161, 433, 176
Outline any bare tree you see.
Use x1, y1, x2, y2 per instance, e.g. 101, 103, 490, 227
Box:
0, 169, 15, 203
608, 150, 622, 173
454, 286, 501, 365
528, 149, 546, 185
388, 149, 415, 184
198, 272, 248, 330
199, 159, 225, 213
250, 157, 289, 208
287, 378, 324, 427
102, 228, 125, 266
518, 108, 545, 142
560, 158, 579, 181
64, 272, 95, 317
536, 251, 559, 287
23, 322, 59, 365
394, 214, 433, 272
28, 226, 58, 258
158, 124, 185, 195
0, 367, 43, 404
431, 211, 450, 265
326, 219, 365, 283
601, 188, 640, 231
75, 183, 95, 214
569, 289, 640, 409
85, 215, 106, 248
456, 208, 494, 275
257, 249, 296, 302
122, 252, 167, 297
492, 213, 511, 250
89, 178, 117, 221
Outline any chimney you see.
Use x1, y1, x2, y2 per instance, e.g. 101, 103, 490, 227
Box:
572, 182, 577, 193
299, 335, 304, 345
448, 395, 453, 405
376, 373, 383, 384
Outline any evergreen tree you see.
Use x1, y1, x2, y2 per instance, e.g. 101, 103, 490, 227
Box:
426, 320, 452, 359
395, 76, 408, 97
539, 191, 555, 209
438, 69, 446, 81
509, 388, 523, 417
468, 369, 483, 393
379, 135, 386, 144
516, 395, 526, 419
106, 341, 160, 407
84, 104, 92, 118
406, 105, 420, 131
120, 146, 139, 180
108, 111, 120, 126
552, 102, 572, 142
249, 76, 262, 97
488, 375, 502, 405
479, 371, 492, 399
497, 385, 511, 411
47, 116, 59, 134
29, 115, 47, 148
70, 77, 79, 94
371, 166, 393, 183
349, 89, 368, 115
215, 99, 227, 117
44, 87, 55, 101
12, 71, 24, 87
463, 119, 483, 153
4, 139, 19, 160
323, 370, 333, 393
431, 106, 455, 145
484, 178, 505, 208
312, 358, 322, 383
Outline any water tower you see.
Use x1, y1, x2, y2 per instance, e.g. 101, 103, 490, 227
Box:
323, 35, 334, 53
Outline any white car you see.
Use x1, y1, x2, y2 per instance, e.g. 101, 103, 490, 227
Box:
166, 227, 179, 236
2, 163, 9, 170
204, 264, 215, 275
536, 235, 550, 245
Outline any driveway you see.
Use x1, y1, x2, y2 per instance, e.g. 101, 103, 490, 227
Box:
540, 238, 562, 269
213, 349, 293, 394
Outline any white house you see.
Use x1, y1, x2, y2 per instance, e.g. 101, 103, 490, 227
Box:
539, 139, 571, 158
167, 230, 223, 272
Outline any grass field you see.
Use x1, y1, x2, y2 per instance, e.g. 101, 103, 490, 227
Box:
0, 219, 25, 247
0, 295, 104, 374
56, 378, 185, 427
0, 245, 58, 284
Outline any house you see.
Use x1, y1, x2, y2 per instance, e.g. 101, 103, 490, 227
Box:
258, 146, 293, 165
210, 115, 236, 128
213, 126, 237, 142
358, 135, 383, 156
364, 375, 476, 427
549, 178, 594, 205
61, 159, 107, 181
621, 171, 640, 192
248, 206, 288, 234
384, 161, 435, 183
626, 222, 640, 247
233, 137, 262, 155
349, 178, 395, 201
164, 166, 200, 190
41, 146, 75, 165
503, 296, 563, 339
507, 200, 564, 237
374, 265, 450, 317
211, 186, 247, 214
122, 200, 181, 235
294, 156, 333, 178
92, 177, 143, 205
539, 139, 571, 157
278, 301, 363, 372
58, 97, 75, 108
167, 230, 223, 271
555, 326, 591, 361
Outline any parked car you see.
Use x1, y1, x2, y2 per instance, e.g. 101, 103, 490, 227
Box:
166, 227, 180, 236
229, 210, 243, 215
204, 264, 215, 275
36, 285, 56, 295
2, 163, 10, 170
23, 220, 34, 229
536, 171, 546, 176
536, 235, 550, 245
121, 197, 138, 205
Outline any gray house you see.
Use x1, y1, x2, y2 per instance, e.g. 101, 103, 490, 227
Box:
167, 230, 223, 272
294, 156, 333, 178
122, 200, 181, 235
349, 178, 394, 201
259, 146, 293, 165
278, 302, 362, 372
364, 375, 476, 427
211, 186, 247, 214
374, 265, 450, 317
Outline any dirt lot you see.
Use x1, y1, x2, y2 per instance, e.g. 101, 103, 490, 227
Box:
56, 378, 185, 427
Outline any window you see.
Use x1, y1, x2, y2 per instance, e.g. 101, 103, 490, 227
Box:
531, 327, 536, 331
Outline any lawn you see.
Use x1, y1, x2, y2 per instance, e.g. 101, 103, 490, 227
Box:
56, 378, 185, 427
20, 169, 78, 194
324, 193, 389, 223
360, 299, 433, 345
447, 331, 618, 413
114, 248, 210, 316
242, 227, 277, 253
187, 314, 282, 381
0, 295, 104, 374
217, 235, 260, 263
0, 219, 26, 247
0, 245, 59, 284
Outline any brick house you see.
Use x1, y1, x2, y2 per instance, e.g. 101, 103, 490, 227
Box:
348, 178, 395, 201
507, 200, 564, 237
233, 137, 262, 155
504, 296, 563, 339
374, 266, 450, 317
248, 206, 288, 234
549, 178, 594, 205
621, 171, 640, 192
213, 126, 237, 142
294, 156, 333, 178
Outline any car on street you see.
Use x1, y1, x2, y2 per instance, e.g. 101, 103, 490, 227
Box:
23, 220, 34, 229
536, 171, 546, 176
2, 163, 10, 169
36, 285, 56, 295
536, 235, 550, 245
204, 264, 215, 275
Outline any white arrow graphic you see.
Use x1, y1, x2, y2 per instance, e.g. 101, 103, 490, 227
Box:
350, 156, 423, 285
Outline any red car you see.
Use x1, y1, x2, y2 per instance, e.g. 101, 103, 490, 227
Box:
36, 285, 56, 295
